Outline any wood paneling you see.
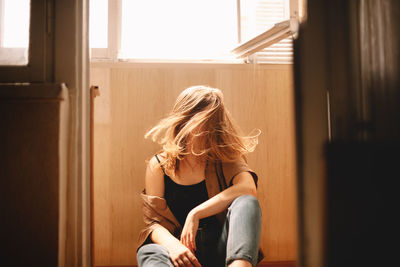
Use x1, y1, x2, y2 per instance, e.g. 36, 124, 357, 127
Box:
90, 63, 297, 266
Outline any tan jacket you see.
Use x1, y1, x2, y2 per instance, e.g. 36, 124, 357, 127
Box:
138, 156, 258, 248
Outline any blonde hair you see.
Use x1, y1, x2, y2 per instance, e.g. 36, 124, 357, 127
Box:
145, 85, 260, 175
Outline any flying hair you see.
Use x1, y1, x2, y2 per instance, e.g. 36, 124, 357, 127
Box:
144, 85, 260, 176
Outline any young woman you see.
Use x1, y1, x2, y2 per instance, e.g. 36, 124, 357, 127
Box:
137, 85, 263, 267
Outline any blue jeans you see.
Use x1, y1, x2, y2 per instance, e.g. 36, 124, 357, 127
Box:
137, 195, 262, 267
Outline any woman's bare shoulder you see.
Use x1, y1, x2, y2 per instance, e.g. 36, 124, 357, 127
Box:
147, 154, 164, 175
145, 155, 165, 197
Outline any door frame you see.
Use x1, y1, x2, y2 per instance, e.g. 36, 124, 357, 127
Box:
54, 0, 91, 266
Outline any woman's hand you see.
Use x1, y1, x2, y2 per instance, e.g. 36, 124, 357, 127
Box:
180, 210, 199, 253
168, 241, 201, 267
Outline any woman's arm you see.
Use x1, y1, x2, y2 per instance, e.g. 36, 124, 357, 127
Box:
180, 171, 257, 251
191, 171, 256, 218
145, 156, 201, 267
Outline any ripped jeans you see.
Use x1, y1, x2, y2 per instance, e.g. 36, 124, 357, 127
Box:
137, 195, 262, 267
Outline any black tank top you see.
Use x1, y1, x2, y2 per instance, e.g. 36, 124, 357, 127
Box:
155, 155, 219, 227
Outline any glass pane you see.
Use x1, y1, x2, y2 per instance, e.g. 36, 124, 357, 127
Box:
90, 0, 108, 48
119, 0, 237, 60
0, 0, 31, 65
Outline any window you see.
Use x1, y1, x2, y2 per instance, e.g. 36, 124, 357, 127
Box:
0, 0, 50, 82
119, 0, 237, 61
89, 0, 108, 49
89, 0, 305, 64
0, 0, 30, 65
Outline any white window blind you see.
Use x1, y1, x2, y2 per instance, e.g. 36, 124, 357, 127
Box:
240, 0, 293, 64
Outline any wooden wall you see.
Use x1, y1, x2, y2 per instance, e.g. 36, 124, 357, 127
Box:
90, 62, 297, 266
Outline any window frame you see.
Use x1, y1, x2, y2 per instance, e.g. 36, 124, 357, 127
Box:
90, 0, 304, 64
0, 0, 53, 82
90, 0, 120, 61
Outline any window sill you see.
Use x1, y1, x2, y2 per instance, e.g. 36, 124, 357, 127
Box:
90, 57, 245, 64
90, 60, 293, 70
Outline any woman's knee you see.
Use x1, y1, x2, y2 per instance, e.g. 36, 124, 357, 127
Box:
229, 194, 262, 223
137, 244, 171, 266
231, 195, 261, 212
